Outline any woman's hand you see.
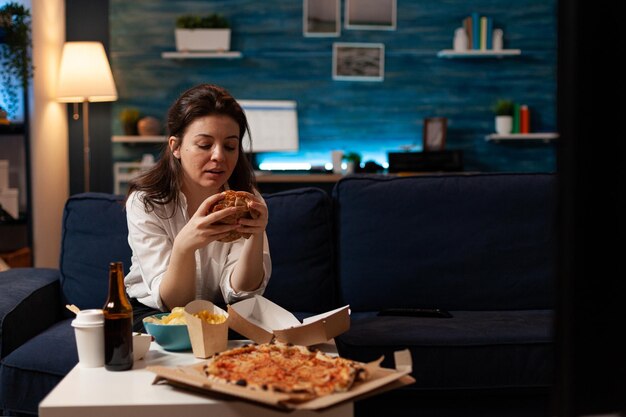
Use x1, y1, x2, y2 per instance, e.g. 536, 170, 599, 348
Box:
236, 192, 269, 237
174, 194, 244, 253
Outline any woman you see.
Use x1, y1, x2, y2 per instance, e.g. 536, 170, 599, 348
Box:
124, 84, 271, 331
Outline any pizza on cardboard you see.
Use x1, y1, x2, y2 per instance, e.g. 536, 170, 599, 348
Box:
147, 296, 414, 410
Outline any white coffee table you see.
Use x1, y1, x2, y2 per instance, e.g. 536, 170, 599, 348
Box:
39, 340, 353, 417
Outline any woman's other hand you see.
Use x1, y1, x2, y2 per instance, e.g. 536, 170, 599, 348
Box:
174, 194, 244, 252
236, 192, 268, 237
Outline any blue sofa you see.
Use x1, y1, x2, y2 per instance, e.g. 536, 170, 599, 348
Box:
0, 173, 556, 416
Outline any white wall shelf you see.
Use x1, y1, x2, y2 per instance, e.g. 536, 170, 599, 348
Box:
437, 49, 521, 58
112, 135, 166, 143
485, 133, 559, 143
161, 51, 243, 59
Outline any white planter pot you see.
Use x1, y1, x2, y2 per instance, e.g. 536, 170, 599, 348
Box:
175, 29, 231, 52
495, 115, 513, 134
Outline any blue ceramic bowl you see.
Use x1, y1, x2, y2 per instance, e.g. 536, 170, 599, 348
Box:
142, 313, 191, 351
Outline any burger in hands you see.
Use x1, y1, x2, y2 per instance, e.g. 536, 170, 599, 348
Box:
211, 190, 257, 242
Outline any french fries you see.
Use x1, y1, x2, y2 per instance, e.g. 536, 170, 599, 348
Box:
193, 310, 227, 324
144, 307, 226, 325
144, 307, 187, 325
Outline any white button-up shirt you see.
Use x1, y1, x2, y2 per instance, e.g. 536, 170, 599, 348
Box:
124, 191, 271, 311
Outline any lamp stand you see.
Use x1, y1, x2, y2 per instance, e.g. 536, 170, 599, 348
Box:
82, 100, 90, 192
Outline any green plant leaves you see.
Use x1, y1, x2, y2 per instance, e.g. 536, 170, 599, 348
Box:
0, 2, 34, 119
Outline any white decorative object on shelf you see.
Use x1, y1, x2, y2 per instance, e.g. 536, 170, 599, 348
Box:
141, 153, 155, 166
485, 133, 559, 143
437, 49, 521, 58
453, 27, 469, 51
495, 115, 513, 134
161, 51, 242, 59
492, 28, 504, 51
175, 28, 231, 52
331, 150, 343, 174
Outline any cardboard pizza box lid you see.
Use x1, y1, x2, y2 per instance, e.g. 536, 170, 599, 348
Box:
184, 300, 229, 359
227, 295, 350, 346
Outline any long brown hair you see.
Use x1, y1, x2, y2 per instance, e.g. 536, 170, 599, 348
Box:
126, 84, 256, 215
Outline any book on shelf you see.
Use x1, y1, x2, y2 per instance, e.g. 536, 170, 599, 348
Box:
486, 17, 493, 49
471, 12, 480, 50
520, 105, 530, 133
462, 13, 497, 51
480, 17, 487, 50
512, 103, 521, 133
463, 16, 472, 50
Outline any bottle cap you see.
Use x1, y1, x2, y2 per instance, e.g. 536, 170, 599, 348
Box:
72, 309, 104, 328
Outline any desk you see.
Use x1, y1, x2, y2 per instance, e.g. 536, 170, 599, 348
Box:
255, 173, 344, 194
39, 340, 352, 417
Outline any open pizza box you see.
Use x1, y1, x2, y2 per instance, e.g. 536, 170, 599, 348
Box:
148, 349, 415, 410
227, 295, 350, 346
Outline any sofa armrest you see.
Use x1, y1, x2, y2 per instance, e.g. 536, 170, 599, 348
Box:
0, 268, 63, 358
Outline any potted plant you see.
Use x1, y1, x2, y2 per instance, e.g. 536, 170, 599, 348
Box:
492, 99, 514, 134
0, 2, 34, 120
343, 152, 361, 174
175, 13, 231, 52
119, 108, 141, 136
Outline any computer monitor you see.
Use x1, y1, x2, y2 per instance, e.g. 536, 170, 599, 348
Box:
238, 100, 299, 153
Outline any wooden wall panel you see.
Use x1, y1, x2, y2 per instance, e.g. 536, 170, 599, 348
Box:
110, 0, 557, 172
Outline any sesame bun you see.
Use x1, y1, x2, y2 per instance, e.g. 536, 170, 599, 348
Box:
211, 190, 255, 242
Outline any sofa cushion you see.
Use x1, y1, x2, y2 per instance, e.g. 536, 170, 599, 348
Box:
336, 310, 553, 390
334, 173, 556, 311
262, 187, 337, 313
0, 268, 62, 359
0, 319, 77, 414
60, 192, 132, 311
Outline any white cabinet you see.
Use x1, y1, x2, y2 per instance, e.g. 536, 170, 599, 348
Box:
113, 162, 154, 195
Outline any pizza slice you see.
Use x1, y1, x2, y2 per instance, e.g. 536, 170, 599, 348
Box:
201, 342, 369, 401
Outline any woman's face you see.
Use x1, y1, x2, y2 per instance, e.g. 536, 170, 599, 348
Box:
170, 114, 240, 195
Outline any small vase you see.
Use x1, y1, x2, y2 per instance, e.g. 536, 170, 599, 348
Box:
453, 27, 468, 51
495, 115, 513, 134
137, 116, 162, 136
123, 122, 138, 136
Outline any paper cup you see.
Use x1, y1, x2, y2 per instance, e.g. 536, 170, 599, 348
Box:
184, 300, 229, 358
331, 150, 344, 174
72, 309, 105, 368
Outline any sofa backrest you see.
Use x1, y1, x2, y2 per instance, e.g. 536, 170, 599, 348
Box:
334, 173, 556, 312
60, 193, 131, 311
59, 188, 338, 314
263, 187, 338, 313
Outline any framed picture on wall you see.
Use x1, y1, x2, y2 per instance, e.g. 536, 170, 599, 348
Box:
303, 0, 340, 37
423, 117, 448, 151
332, 43, 385, 81
345, 0, 396, 30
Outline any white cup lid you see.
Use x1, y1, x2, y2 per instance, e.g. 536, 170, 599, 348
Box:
72, 309, 104, 328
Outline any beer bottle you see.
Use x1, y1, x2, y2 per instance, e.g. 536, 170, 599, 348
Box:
103, 261, 133, 371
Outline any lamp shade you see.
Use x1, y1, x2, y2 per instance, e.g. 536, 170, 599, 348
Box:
57, 42, 118, 103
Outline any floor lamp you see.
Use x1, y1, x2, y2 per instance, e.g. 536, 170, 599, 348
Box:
57, 42, 117, 192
